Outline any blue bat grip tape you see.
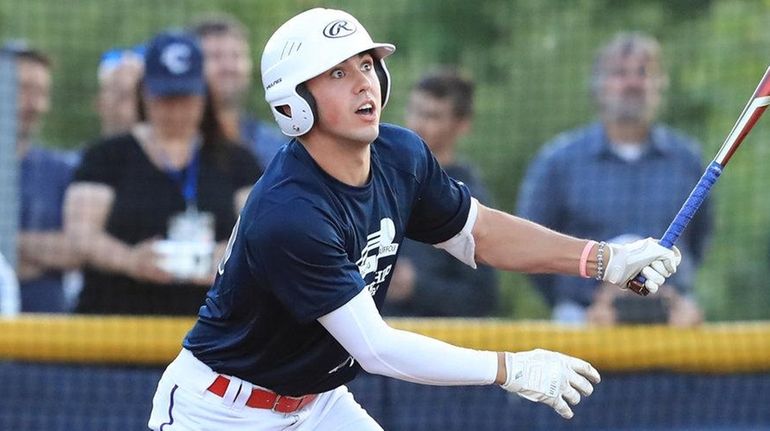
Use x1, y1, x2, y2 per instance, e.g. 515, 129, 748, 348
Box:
633, 160, 722, 285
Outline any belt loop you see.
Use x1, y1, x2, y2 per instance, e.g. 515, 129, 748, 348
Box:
270, 396, 284, 413
232, 380, 253, 410
222, 375, 242, 407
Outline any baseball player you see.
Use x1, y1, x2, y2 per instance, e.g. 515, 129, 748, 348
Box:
149, 8, 680, 430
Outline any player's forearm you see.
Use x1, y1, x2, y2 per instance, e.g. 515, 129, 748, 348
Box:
473, 205, 596, 277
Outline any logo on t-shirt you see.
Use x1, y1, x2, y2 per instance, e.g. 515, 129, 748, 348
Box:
356, 217, 399, 295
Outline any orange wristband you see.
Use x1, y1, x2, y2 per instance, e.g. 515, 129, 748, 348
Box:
579, 240, 597, 278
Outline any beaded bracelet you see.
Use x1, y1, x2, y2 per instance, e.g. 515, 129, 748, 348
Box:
595, 241, 606, 281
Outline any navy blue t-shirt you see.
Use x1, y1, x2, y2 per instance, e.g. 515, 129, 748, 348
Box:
184, 124, 471, 396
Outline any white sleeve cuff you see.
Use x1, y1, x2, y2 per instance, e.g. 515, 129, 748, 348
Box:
433, 197, 479, 269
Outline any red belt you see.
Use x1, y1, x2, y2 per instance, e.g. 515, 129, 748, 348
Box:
207, 375, 317, 413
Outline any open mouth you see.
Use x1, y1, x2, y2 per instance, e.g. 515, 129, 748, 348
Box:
356, 103, 374, 116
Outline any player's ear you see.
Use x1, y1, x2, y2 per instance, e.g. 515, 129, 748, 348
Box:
276, 105, 292, 117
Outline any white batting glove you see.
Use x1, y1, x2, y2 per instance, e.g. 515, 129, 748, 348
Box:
500, 349, 601, 419
604, 238, 681, 294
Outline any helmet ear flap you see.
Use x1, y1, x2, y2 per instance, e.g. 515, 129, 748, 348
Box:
373, 59, 391, 107
296, 83, 318, 123
269, 89, 315, 136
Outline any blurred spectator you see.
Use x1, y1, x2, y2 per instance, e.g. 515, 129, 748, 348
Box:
2, 41, 81, 312
587, 279, 703, 326
191, 14, 288, 170
65, 31, 261, 315
516, 32, 712, 323
0, 251, 20, 316
586, 235, 703, 326
96, 45, 145, 137
384, 68, 499, 317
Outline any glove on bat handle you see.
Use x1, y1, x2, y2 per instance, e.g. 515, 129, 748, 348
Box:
627, 162, 722, 295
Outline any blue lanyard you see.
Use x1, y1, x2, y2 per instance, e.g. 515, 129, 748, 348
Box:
164, 145, 201, 209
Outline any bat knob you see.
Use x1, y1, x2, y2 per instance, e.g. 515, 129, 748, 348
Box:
627, 279, 650, 296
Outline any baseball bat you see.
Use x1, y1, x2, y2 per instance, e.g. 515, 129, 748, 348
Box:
628, 65, 770, 295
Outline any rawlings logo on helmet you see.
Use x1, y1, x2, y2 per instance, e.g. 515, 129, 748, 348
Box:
323, 20, 357, 38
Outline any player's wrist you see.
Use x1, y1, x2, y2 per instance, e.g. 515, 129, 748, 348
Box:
578, 240, 609, 280
595, 241, 608, 280
495, 351, 507, 385
499, 351, 529, 393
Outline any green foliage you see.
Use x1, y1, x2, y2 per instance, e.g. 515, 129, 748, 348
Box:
3, 0, 770, 319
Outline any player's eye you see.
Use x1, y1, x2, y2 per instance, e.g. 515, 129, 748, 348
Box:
330, 69, 345, 79
361, 61, 373, 72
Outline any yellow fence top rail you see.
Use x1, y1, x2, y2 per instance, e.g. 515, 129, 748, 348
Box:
1, 315, 769, 373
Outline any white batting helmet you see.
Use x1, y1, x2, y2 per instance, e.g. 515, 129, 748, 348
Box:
261, 8, 396, 136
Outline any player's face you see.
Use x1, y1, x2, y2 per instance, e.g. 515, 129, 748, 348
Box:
201, 33, 252, 106
405, 91, 467, 153
17, 60, 51, 140
304, 52, 381, 146
598, 52, 664, 124
145, 94, 205, 137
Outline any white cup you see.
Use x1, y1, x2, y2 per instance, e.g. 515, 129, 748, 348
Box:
153, 240, 215, 280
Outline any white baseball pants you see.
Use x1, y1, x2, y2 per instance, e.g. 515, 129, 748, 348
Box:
148, 349, 383, 431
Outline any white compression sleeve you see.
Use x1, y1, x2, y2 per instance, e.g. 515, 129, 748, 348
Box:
318, 289, 498, 386
433, 197, 479, 269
